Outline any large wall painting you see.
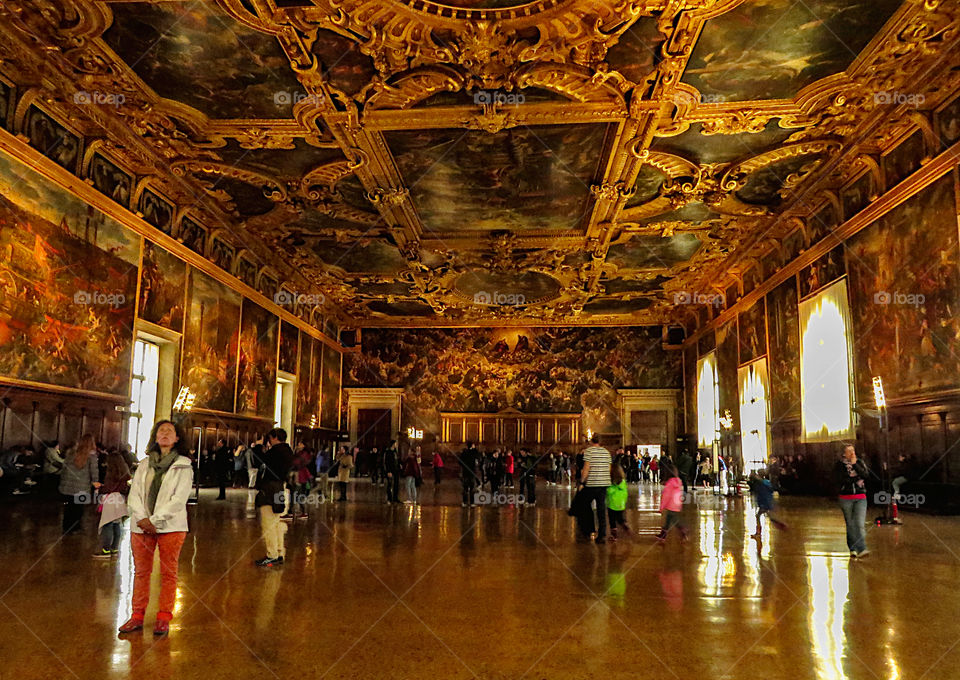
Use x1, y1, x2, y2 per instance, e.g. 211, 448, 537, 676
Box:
766, 276, 801, 421
0, 151, 138, 395
846, 172, 960, 401
279, 321, 299, 374
345, 327, 682, 436
182, 268, 241, 412
320, 342, 341, 430
139, 240, 185, 331
237, 299, 278, 418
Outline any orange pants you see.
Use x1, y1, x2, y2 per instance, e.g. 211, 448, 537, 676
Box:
131, 531, 186, 622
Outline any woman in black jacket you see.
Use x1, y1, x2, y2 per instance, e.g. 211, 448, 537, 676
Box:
835, 444, 870, 558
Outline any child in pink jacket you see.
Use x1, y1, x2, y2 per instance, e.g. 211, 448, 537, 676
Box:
657, 461, 688, 544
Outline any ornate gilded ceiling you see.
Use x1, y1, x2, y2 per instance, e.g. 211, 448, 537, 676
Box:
0, 0, 958, 330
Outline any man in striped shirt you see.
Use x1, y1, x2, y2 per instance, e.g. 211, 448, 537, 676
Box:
578, 434, 612, 544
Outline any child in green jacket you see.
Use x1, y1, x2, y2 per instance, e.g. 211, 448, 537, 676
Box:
606, 464, 630, 539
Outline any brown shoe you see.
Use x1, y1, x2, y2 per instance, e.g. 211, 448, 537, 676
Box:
118, 617, 143, 634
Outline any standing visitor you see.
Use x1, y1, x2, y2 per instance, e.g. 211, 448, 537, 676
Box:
119, 420, 193, 635
253, 428, 294, 568
649, 455, 659, 483
489, 450, 504, 497
676, 450, 693, 493
213, 439, 230, 500
402, 447, 422, 504
504, 450, 515, 488
606, 463, 630, 540
383, 440, 401, 504
94, 450, 131, 558
432, 449, 444, 485
656, 460, 688, 545
578, 435, 611, 544
835, 444, 870, 558
336, 446, 354, 502
369, 446, 382, 486
520, 449, 537, 506
59, 434, 101, 534
459, 441, 480, 507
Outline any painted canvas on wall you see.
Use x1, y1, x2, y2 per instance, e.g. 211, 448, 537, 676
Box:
23, 106, 81, 174
766, 276, 801, 421
236, 299, 278, 418
345, 327, 682, 437
138, 188, 174, 234
139, 240, 186, 331
846, 172, 960, 401
738, 299, 767, 365
296, 334, 314, 424
279, 321, 299, 374
320, 342, 341, 430
798, 245, 846, 299
89, 153, 132, 208
0, 151, 139, 395
182, 268, 240, 412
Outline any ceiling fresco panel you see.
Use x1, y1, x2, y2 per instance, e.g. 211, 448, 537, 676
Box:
104, 2, 306, 119
386, 124, 608, 233
682, 0, 904, 102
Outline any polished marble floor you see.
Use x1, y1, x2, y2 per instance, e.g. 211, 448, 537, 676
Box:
1, 480, 958, 680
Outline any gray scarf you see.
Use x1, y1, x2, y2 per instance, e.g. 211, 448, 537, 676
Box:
147, 450, 179, 515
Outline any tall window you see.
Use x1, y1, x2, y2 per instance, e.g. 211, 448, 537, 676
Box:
799, 279, 854, 442
738, 358, 769, 473
127, 339, 160, 460
697, 352, 720, 449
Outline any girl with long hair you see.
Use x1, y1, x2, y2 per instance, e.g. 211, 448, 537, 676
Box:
94, 451, 131, 558
119, 419, 193, 636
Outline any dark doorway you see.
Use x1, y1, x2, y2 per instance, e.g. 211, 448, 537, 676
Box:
357, 408, 392, 451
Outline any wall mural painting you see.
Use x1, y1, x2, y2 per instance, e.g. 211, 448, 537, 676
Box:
846, 172, 960, 401
210, 237, 235, 272
89, 153, 132, 208
236, 257, 257, 289
258, 273, 278, 301
237, 299, 278, 418
807, 202, 837, 246
104, 2, 307, 119
139, 240, 186, 331
743, 263, 764, 296
308, 335, 322, 422
682, 0, 902, 102
883, 131, 925, 188
715, 320, 739, 430
279, 321, 299, 374
182, 268, 240, 413
766, 276, 801, 421
23, 106, 80, 174
138, 188, 174, 234
320, 342, 341, 430
311, 29, 378, 98
385, 124, 607, 233
345, 327, 682, 437
738, 299, 767, 366
604, 18, 665, 85
799, 245, 846, 299
937, 94, 960, 151
296, 334, 314, 424
0, 151, 138, 395
841, 172, 873, 221
178, 216, 206, 255
697, 331, 716, 357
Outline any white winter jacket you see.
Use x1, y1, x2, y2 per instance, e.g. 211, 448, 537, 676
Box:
127, 455, 193, 534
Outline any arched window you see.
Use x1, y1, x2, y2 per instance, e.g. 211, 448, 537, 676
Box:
738, 358, 769, 473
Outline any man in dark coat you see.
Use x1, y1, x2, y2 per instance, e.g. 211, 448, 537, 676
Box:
254, 428, 294, 567
459, 442, 480, 507
383, 440, 401, 504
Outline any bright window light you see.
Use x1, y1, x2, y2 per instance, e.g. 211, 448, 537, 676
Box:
127, 339, 160, 460
799, 279, 854, 442
738, 358, 769, 473
697, 352, 720, 448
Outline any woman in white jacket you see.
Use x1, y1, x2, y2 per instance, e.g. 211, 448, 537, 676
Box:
118, 420, 193, 637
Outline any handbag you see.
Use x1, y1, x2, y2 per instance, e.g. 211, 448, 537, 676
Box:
328, 460, 340, 477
